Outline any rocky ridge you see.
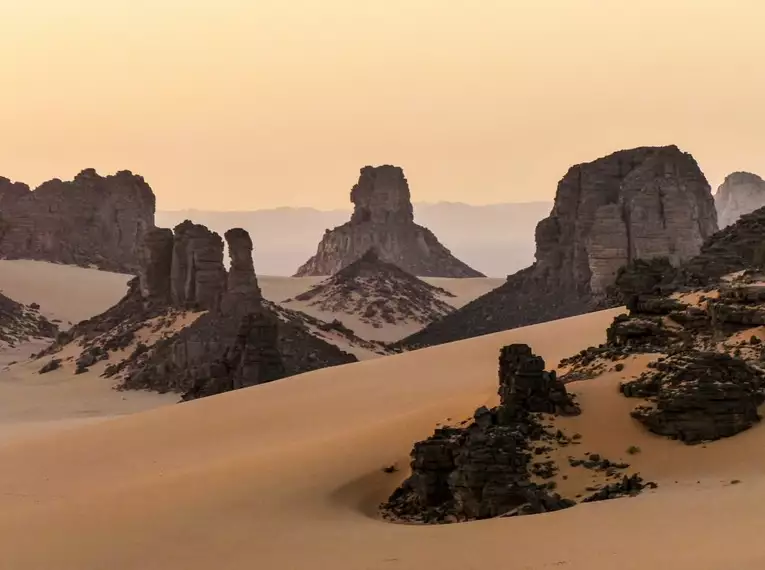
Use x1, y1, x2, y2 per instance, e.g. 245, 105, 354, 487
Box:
286, 248, 456, 339
0, 169, 155, 273
400, 145, 718, 349
715, 171, 765, 228
40, 222, 366, 398
294, 165, 483, 278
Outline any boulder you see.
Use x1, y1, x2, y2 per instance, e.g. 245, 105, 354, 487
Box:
621, 352, 765, 444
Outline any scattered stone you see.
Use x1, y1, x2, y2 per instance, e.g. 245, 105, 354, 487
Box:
38, 359, 61, 374
581, 474, 657, 502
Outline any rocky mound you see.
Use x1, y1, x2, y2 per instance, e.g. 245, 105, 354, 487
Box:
715, 172, 765, 228
381, 344, 654, 523
400, 145, 718, 349
622, 352, 765, 444
42, 223, 360, 399
0, 293, 57, 346
288, 248, 455, 332
0, 169, 155, 273
294, 165, 483, 278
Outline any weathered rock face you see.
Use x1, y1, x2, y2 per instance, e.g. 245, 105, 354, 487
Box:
381, 344, 580, 523
715, 172, 765, 228
60, 224, 357, 398
621, 352, 765, 444
138, 228, 174, 302
224, 228, 261, 298
401, 146, 717, 348
294, 165, 483, 278
171, 221, 227, 311
0, 169, 155, 273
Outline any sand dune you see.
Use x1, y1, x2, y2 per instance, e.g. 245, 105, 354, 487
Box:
0, 260, 131, 325
2, 305, 764, 569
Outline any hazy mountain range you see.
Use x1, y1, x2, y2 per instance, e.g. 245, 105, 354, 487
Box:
157, 201, 552, 277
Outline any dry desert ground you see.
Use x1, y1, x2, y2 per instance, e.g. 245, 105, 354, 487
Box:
0, 261, 763, 569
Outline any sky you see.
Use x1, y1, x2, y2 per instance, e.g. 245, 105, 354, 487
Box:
2, 0, 764, 211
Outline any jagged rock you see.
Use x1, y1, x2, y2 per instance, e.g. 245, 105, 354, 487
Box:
289, 248, 455, 336
621, 352, 765, 444
294, 165, 483, 278
627, 294, 688, 315
170, 221, 227, 311
608, 257, 680, 304
401, 146, 717, 349
138, 228, 174, 302
605, 313, 677, 351
381, 344, 579, 523
680, 204, 765, 285
0, 292, 57, 347
38, 359, 61, 374
708, 301, 765, 326
0, 169, 155, 272
53, 225, 359, 398
715, 172, 765, 228
224, 228, 261, 298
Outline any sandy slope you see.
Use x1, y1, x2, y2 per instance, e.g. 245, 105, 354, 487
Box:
0, 260, 132, 325
265, 275, 505, 342
2, 306, 765, 569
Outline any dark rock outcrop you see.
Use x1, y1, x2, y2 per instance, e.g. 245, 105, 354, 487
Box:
0, 169, 155, 273
288, 248, 455, 334
621, 352, 765, 444
294, 165, 483, 278
715, 172, 765, 228
401, 146, 717, 349
57, 223, 357, 398
0, 293, 57, 346
170, 221, 227, 311
381, 344, 580, 523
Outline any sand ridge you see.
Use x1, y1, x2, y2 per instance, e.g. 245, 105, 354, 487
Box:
2, 306, 765, 569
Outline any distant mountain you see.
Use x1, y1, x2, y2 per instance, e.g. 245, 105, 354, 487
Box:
156, 201, 551, 277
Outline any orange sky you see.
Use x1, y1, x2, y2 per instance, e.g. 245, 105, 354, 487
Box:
2, 0, 764, 210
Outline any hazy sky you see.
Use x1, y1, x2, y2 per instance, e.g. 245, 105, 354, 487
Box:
2, 0, 764, 210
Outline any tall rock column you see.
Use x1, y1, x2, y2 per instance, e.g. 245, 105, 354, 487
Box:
294, 165, 484, 277
138, 228, 174, 302
715, 172, 765, 228
171, 221, 226, 311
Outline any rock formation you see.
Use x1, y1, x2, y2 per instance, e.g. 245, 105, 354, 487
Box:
0, 293, 57, 346
401, 145, 718, 348
622, 352, 765, 444
51, 222, 358, 399
0, 169, 155, 273
382, 344, 652, 523
294, 165, 483, 278
715, 172, 765, 228
286, 248, 455, 340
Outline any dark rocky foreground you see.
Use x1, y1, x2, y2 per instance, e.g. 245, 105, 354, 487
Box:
289, 248, 456, 330
294, 165, 483, 278
400, 145, 717, 349
381, 344, 654, 523
0, 293, 57, 346
44, 223, 359, 399
0, 169, 155, 273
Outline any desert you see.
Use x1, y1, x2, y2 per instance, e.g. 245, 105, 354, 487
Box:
4, 2, 765, 568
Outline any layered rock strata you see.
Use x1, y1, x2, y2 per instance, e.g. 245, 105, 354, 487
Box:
294, 165, 483, 278
54, 223, 356, 399
0, 169, 155, 272
401, 145, 717, 348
